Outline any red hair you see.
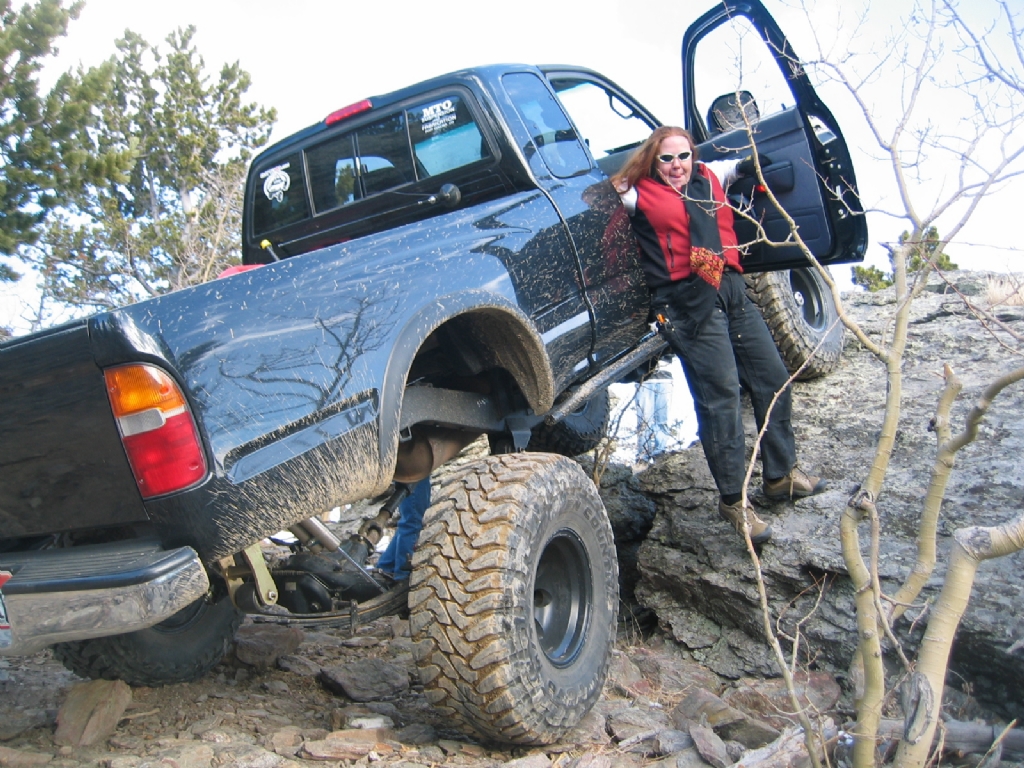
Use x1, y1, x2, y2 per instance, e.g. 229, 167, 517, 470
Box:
610, 126, 699, 191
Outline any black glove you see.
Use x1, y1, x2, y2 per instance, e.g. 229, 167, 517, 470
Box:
736, 153, 772, 177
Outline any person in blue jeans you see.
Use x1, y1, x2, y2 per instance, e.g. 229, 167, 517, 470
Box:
375, 476, 431, 581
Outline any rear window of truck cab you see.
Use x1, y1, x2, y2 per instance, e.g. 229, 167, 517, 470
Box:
251, 93, 491, 238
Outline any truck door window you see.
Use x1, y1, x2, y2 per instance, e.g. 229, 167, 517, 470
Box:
252, 153, 310, 236
407, 95, 491, 177
502, 72, 591, 179
548, 79, 654, 160
692, 17, 792, 136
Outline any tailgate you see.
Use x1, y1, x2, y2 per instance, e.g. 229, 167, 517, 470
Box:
0, 322, 149, 538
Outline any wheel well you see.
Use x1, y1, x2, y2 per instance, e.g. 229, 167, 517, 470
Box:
407, 308, 553, 419
379, 303, 555, 484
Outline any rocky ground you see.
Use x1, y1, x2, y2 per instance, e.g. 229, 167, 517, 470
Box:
0, 613, 846, 768
627, 270, 1024, 718
2, 270, 1021, 768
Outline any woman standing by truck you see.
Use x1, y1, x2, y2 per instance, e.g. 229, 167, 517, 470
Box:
611, 126, 826, 545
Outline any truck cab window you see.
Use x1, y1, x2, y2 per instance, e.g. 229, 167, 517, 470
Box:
307, 135, 359, 213
356, 113, 415, 196
305, 96, 488, 216
548, 78, 654, 162
251, 153, 310, 236
502, 72, 591, 179
305, 113, 414, 213
407, 95, 491, 177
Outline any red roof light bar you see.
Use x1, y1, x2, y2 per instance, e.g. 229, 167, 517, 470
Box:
325, 99, 373, 126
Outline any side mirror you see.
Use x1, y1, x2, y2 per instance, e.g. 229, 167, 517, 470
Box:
707, 91, 760, 136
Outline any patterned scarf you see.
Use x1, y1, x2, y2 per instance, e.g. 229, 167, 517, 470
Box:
678, 169, 725, 289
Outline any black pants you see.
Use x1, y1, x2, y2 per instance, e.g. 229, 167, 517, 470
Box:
652, 271, 796, 496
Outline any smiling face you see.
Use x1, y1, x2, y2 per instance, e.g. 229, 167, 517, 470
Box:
655, 134, 694, 190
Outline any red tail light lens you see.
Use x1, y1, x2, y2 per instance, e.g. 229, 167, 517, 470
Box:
105, 364, 207, 498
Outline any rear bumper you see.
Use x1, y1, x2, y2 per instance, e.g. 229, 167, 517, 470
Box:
0, 539, 209, 656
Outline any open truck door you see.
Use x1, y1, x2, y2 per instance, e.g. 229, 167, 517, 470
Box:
682, 0, 867, 272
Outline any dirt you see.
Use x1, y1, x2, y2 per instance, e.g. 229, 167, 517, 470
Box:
0, 616, 688, 768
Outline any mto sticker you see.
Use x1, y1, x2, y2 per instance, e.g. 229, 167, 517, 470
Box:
420, 99, 457, 135
261, 163, 292, 203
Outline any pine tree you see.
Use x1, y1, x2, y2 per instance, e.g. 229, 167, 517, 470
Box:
0, 0, 131, 261
901, 225, 957, 272
851, 226, 958, 292
23, 26, 276, 316
851, 264, 893, 292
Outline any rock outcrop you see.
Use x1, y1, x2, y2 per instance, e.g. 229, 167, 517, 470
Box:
622, 271, 1024, 717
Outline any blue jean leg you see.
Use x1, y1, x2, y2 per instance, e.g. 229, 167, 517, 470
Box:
376, 476, 430, 580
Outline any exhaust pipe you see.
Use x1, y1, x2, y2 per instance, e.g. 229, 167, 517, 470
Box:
393, 425, 481, 483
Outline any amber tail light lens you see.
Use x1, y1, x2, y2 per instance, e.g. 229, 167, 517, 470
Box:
105, 364, 207, 498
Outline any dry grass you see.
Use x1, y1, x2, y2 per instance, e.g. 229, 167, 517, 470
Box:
986, 275, 1024, 306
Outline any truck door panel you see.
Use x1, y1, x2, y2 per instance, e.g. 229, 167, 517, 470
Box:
543, 72, 659, 365
502, 70, 652, 373
695, 105, 834, 269
682, 0, 867, 271
497, 71, 596, 382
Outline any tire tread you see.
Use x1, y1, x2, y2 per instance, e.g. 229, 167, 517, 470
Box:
409, 453, 617, 745
746, 268, 844, 380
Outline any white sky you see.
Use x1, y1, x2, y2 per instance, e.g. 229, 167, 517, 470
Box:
1, 0, 1021, 333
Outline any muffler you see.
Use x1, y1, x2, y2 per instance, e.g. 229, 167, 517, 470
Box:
393, 425, 481, 483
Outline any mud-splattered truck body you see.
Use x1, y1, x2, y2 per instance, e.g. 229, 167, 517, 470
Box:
0, 0, 865, 745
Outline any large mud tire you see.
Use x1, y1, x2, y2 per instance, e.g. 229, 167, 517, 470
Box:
409, 453, 618, 745
529, 388, 611, 456
745, 267, 844, 380
53, 591, 242, 687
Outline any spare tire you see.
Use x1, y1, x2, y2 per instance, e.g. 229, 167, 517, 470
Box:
745, 267, 844, 380
528, 388, 610, 456
409, 452, 618, 745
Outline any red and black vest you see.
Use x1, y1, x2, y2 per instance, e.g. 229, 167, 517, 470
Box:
630, 165, 741, 289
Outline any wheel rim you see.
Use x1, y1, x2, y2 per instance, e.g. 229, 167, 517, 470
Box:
533, 529, 592, 668
789, 269, 827, 331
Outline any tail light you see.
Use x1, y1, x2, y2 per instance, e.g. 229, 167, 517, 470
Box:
105, 363, 207, 498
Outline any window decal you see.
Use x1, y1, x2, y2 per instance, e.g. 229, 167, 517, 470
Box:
420, 99, 458, 135
261, 163, 292, 203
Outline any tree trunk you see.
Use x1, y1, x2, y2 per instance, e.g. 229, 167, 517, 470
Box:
894, 512, 1024, 768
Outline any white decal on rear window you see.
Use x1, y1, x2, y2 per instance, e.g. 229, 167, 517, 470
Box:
421, 99, 457, 135
261, 163, 291, 203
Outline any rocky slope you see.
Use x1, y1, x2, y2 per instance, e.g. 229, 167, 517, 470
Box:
0, 613, 848, 768
625, 270, 1024, 717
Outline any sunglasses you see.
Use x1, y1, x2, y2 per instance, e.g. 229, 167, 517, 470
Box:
657, 151, 692, 163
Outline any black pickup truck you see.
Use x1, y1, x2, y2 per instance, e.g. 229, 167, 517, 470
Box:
0, 0, 865, 745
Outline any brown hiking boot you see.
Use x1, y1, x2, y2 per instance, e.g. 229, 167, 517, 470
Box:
763, 467, 827, 501
718, 499, 773, 544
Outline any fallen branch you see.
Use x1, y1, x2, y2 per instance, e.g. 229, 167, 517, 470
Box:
875, 718, 1024, 760
118, 708, 160, 721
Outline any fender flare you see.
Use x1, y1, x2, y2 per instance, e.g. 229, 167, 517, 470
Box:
376, 290, 554, 474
